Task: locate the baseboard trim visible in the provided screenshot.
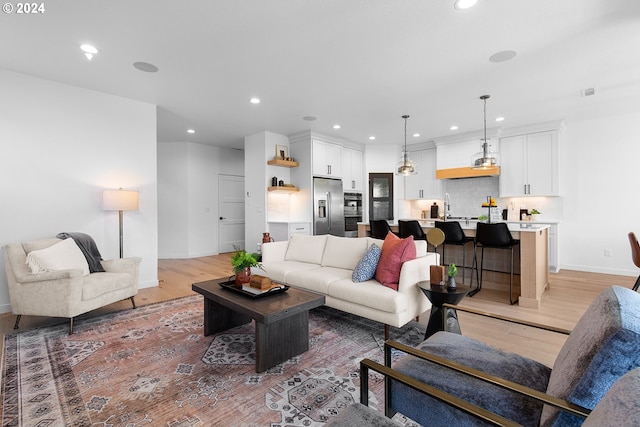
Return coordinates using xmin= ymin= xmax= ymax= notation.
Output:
xmin=139 ymin=280 xmax=159 ymax=289
xmin=558 ymin=264 xmax=636 ymax=277
xmin=158 ymin=251 xmax=219 ymax=259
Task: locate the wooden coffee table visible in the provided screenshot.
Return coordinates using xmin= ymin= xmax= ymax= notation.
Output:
xmin=192 ymin=278 xmax=325 ymax=372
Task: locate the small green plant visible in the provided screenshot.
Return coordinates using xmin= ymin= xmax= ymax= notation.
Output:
xmin=478 ymin=215 xmax=488 ymax=221
xmin=230 ymin=247 xmax=264 ymax=273
xmin=448 ymin=263 xmax=458 ymax=278
xmin=531 ymin=209 xmax=541 ymax=215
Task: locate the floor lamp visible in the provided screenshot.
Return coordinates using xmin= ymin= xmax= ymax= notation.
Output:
xmin=103 ymin=188 xmax=139 ymax=258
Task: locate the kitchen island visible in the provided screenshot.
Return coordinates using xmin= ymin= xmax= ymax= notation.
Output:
xmin=358 ymin=221 xmax=549 ymax=308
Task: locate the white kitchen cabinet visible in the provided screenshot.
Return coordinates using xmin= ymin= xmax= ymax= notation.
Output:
xmin=341 ymin=147 xmax=363 ymax=191
xmin=312 ymin=139 xmax=342 ymax=177
xmin=499 ymin=131 xmax=558 ymax=197
xmin=267 ymin=222 xmax=311 ymax=242
xmin=404 ymin=149 xmax=440 ymax=199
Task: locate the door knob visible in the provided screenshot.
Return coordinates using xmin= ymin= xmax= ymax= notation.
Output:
xmin=219 ymin=217 xmax=226 ymax=220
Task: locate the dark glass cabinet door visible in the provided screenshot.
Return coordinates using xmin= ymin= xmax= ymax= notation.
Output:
xmin=369 ymin=173 xmax=394 ymax=221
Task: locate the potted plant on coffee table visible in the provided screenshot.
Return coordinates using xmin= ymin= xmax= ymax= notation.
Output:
xmin=231 ymin=247 xmax=264 ymax=287
xmin=447 ymin=263 xmax=458 ymax=289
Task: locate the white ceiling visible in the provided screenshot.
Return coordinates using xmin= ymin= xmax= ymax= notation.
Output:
xmin=2 ymin=0 xmax=640 ymax=149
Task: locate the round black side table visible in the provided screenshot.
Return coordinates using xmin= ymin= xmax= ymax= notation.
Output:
xmin=418 ymin=281 xmax=472 ymax=340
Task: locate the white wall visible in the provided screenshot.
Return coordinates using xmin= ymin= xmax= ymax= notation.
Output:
xmin=157 ymin=143 xmax=189 ymax=257
xmin=244 ymin=132 xmax=290 ymax=253
xmin=0 ymin=70 xmax=158 ymax=313
xmin=157 ymin=142 xmax=244 ymax=258
xmin=559 ymin=111 xmax=640 ymax=276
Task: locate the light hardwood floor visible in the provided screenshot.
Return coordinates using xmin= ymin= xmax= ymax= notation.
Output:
xmin=1 ymin=254 xmax=635 ymax=367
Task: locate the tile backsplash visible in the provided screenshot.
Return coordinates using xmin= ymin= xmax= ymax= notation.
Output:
xmin=443 ymin=177 xmax=500 ymax=217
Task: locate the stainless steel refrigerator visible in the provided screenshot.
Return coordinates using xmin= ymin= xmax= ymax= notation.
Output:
xmin=313 ymin=177 xmax=345 ymax=236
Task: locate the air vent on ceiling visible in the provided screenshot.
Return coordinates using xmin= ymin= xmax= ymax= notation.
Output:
xmin=582 ymin=87 xmax=596 ymax=97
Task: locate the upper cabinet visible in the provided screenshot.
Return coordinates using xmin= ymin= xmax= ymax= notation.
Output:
xmin=405 ymin=148 xmax=439 ymax=199
xmin=499 ymin=130 xmax=559 ymax=197
xmin=312 ymin=139 xmax=342 ymax=177
xmin=341 ymin=147 xmax=363 ymax=191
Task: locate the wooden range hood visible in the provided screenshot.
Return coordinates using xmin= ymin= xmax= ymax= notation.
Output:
xmin=435 ymin=166 xmax=500 ymax=179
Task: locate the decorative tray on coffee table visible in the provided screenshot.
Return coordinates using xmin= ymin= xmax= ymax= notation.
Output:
xmin=218 ymin=279 xmax=289 ymax=299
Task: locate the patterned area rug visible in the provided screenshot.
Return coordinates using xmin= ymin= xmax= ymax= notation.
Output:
xmin=1 ymin=294 xmax=425 ymax=426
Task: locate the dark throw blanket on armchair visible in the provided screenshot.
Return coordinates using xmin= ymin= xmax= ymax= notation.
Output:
xmin=56 ymin=232 xmax=106 ymax=273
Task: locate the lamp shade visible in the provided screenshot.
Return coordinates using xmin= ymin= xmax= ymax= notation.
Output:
xmin=103 ymin=189 xmax=139 ymax=211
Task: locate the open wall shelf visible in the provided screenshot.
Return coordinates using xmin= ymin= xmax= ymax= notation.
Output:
xmin=267 ymin=159 xmax=299 ymax=168
xmin=268 ymin=186 xmax=299 ymax=193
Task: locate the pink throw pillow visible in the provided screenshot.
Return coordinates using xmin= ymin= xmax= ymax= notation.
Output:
xmin=375 ymin=232 xmax=416 ymax=291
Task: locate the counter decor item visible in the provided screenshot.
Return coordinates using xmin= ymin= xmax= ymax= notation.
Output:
xmin=231 ymin=247 xmax=264 ymax=287
xmin=530 ymin=209 xmax=541 ymax=221
xmin=430 ymin=202 xmax=439 ymax=219
xmin=481 ymin=196 xmax=500 ymax=223
xmin=447 ymin=263 xmax=457 ymax=289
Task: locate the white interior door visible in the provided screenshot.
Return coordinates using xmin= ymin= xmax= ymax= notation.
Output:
xmin=218 ymin=174 xmax=245 ymax=253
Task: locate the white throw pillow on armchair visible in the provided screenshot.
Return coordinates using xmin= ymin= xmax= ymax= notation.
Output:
xmin=25 ymin=238 xmax=90 ymax=276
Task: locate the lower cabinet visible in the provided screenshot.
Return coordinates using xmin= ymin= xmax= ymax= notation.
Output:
xmin=267 ymin=222 xmax=311 ymax=242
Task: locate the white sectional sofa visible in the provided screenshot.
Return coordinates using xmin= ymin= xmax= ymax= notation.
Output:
xmin=256 ymin=234 xmax=438 ymax=339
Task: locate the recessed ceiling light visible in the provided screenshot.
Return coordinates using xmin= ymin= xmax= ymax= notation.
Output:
xmin=412 ymin=133 xmax=420 ymax=138
xmin=133 ymin=62 xmax=159 ymax=72
xmin=369 ymin=136 xmax=376 ymax=140
xmin=489 ymin=50 xmax=517 ymax=63
xmin=333 ymin=124 xmax=341 ymax=129
xmin=250 ymin=97 xmax=261 ymax=104
xmin=80 ymin=44 xmax=98 ymax=60
xmin=303 ymin=116 xmax=317 ymax=121
xmin=450 ymin=125 xmax=459 ymax=131
xmin=187 ymin=129 xmax=195 ymax=134
xmin=495 ymin=117 xmax=505 ymax=122
xmin=454 ymin=0 xmax=478 ymax=10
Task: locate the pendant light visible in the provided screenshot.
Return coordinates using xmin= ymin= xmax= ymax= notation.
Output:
xmin=396 ymin=115 xmax=416 ymax=176
xmin=471 ymin=95 xmax=499 ymax=169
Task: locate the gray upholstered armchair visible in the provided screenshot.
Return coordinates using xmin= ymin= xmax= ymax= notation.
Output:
xmin=330 ymin=361 xmax=640 ymax=426
xmin=4 ymin=237 xmax=141 ymax=334
xmin=377 ymin=286 xmax=640 ymax=426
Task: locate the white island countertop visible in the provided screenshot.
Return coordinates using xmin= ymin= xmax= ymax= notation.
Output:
xmin=418 ymin=220 xmax=550 ymax=233
xmin=359 ymin=220 xmax=551 ymax=233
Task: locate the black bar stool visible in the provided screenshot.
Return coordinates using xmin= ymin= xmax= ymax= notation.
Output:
xmin=435 ymin=221 xmax=474 ymax=283
xmin=370 ymin=220 xmax=394 ymax=239
xmin=470 ymin=222 xmax=520 ymax=304
xmin=398 ymin=220 xmax=427 ymax=241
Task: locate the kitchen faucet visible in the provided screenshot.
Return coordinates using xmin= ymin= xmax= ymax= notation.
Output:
xmin=444 ymin=193 xmax=451 ymax=220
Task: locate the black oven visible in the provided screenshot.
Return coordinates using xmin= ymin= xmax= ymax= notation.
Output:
xmin=344 ymin=192 xmax=362 ymax=237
